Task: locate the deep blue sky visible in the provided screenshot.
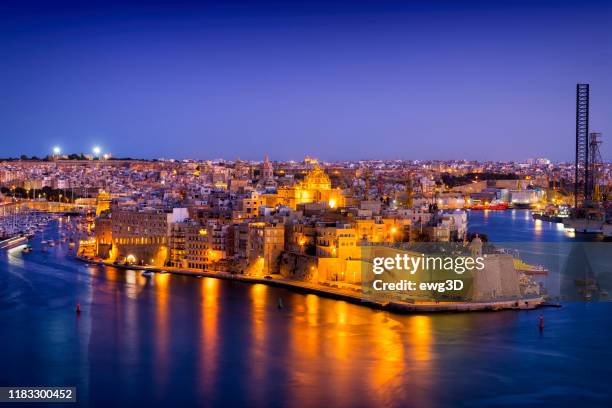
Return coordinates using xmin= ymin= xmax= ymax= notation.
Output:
xmin=1 ymin=0 xmax=611 ymax=161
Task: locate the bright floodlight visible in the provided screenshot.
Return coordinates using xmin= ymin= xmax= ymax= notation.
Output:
xmin=53 ymin=146 xmax=61 ymax=155
xmin=93 ymin=146 xmax=101 ymax=156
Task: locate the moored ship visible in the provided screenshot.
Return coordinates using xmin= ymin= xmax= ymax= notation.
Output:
xmin=563 ymin=207 xmax=606 ymax=234
xmin=0 ymin=235 xmax=28 ymax=250
xmin=532 ymin=204 xmax=570 ymax=223
xmin=470 ymin=199 xmax=508 ymax=211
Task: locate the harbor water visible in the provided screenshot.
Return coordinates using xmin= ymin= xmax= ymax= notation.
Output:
xmin=0 ymin=212 xmax=611 ymax=407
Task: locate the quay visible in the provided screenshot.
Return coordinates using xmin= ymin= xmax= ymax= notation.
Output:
xmin=77 ymin=256 xmax=545 ymax=313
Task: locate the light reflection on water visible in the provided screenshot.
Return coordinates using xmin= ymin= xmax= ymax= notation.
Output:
xmin=1 ymin=220 xmax=612 ymax=406
xmin=154 ymin=271 xmax=170 ymax=398
xmin=534 ymin=219 xmax=542 ymax=235
xmin=200 ymin=277 xmax=219 ymax=400
xmin=249 ymin=283 xmax=268 ymax=404
xmin=7 ymin=245 xmax=26 ymax=268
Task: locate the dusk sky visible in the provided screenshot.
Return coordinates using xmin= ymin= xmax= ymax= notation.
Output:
xmin=1 ymin=0 xmax=611 ymax=162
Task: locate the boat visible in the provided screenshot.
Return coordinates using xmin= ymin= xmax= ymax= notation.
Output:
xmin=563 ymin=217 xmax=604 ymax=234
xmin=532 ymin=204 xmax=570 ymax=223
xmin=0 ymin=236 xmax=28 ymax=250
xmin=532 ymin=212 xmax=564 ymax=223
xmin=563 ymin=207 xmax=606 ymax=234
xmin=141 ymin=270 xmax=154 ymax=277
xmin=514 ymin=258 xmax=549 ymax=275
xmin=470 ymin=199 xmax=508 ymax=211
xmin=22 ymin=245 xmax=33 ymax=254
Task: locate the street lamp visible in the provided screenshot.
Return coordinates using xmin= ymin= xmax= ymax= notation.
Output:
xmin=93 ymin=146 xmax=101 ymax=157
xmin=53 ymin=146 xmax=61 ymax=155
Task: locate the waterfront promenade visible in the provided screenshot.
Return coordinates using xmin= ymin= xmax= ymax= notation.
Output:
xmin=78 ymin=256 xmax=545 ymax=313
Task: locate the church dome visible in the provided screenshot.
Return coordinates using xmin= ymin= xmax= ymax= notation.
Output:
xmin=304 ymin=166 xmax=331 ymax=190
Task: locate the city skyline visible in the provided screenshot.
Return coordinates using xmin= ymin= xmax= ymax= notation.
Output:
xmin=2 ymin=2 xmax=612 ymax=407
xmin=2 ymin=0 xmax=612 ymax=161
xmin=0 ymin=149 xmax=582 ymax=164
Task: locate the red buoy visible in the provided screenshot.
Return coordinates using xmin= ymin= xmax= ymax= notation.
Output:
xmin=538 ymin=315 xmax=544 ymax=330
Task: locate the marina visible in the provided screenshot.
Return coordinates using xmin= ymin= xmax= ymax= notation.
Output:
xmin=0 ymin=202 xmax=90 ymax=252
xmin=0 ymin=205 xmax=55 ymax=239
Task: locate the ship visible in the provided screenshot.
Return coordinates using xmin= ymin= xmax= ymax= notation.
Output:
xmin=532 ymin=204 xmax=570 ymax=223
xmin=470 ymin=199 xmax=508 ymax=211
xmin=563 ymin=208 xmax=606 ymax=234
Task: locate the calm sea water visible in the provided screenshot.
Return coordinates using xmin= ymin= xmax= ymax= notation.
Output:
xmin=1 ymin=213 xmax=611 ymax=407
xmin=468 ymin=209 xmax=611 ymax=299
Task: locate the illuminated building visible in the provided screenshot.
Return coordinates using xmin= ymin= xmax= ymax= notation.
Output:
xmin=260 ymin=155 xmax=276 ymax=188
xmin=184 ymin=223 xmax=210 ymax=270
xmin=235 ymin=222 xmax=284 ymax=276
xmin=94 ymin=215 xmax=113 ymax=258
xmin=232 ymin=192 xmax=266 ymax=220
xmin=168 ymin=221 xmax=188 ymax=267
xmin=315 ymin=225 xmax=362 ymax=283
xmin=286 ymin=223 xmax=317 ymax=255
xmin=107 ymin=209 xmax=170 ymax=266
xmin=77 ymin=237 xmax=96 ymax=258
xmin=266 ymin=165 xmax=346 ymax=210
xmin=353 ymin=218 xmax=407 ymax=243
xmin=96 ymin=189 xmax=111 ymax=215
xmin=182 ymin=222 xmax=229 ymax=270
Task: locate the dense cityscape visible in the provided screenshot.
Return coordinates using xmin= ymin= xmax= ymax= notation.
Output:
xmin=1 ymin=148 xmax=610 ymax=310
xmin=2 ymin=1 xmax=612 ymax=406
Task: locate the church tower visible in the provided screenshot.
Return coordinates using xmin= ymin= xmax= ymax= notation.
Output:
xmin=262 ymin=155 xmax=274 ymax=180
xmin=261 ymin=155 xmax=276 ymax=188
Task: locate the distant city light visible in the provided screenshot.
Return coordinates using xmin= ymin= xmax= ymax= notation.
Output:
xmin=53 ymin=146 xmax=61 ymax=155
xmin=93 ymin=146 xmax=101 ymax=156
xmin=103 ymin=153 xmax=109 ymax=160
